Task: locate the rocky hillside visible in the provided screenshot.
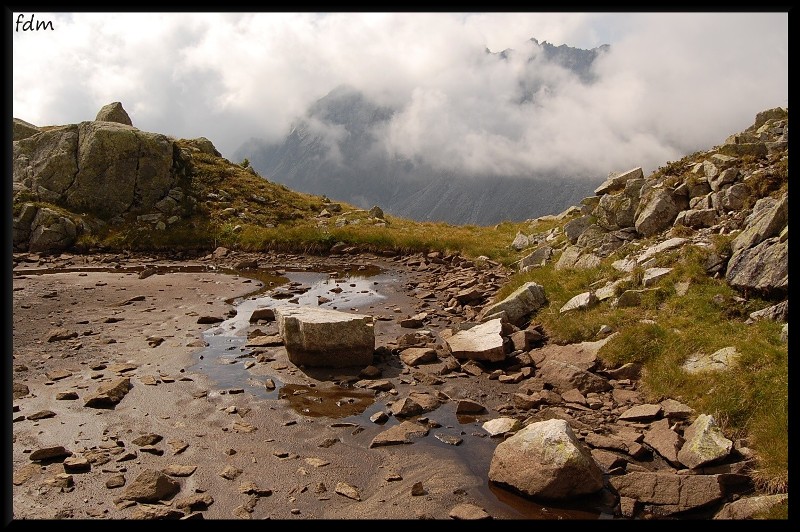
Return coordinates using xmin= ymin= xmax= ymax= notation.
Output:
xmin=12 ymin=102 xmax=328 ymax=255
xmin=512 ymin=105 xmax=788 ymax=303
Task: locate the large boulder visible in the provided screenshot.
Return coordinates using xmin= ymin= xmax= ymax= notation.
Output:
xmin=554 ymin=245 xmax=582 ymax=270
xmin=533 ymin=336 xmax=612 ymax=372
xmin=12 ymin=203 xmax=39 ymax=250
xmin=563 ymin=215 xmax=593 ymax=244
xmin=729 ymin=193 xmax=787 ymax=258
xmin=72 ymin=121 xmax=175 ymax=218
xmin=488 ymin=419 xmax=604 ymax=500
xmin=594 ymin=167 xmax=643 ymax=196
xmin=27 ymin=206 xmax=78 ymax=253
xmin=712 ymin=182 xmax=749 ymax=213
xmin=635 ymin=188 xmax=686 ymax=237
xmin=674 ymin=208 xmax=717 ymax=229
xmin=537 ymin=358 xmax=611 ymax=394
xmin=574 ymin=224 xmax=607 ymax=249
xmin=186 ymin=136 xmax=222 ymax=157
xmin=677 ymin=414 xmax=733 ymax=469
xmin=275 ymin=306 xmax=375 ymax=367
xmin=610 ymin=472 xmax=725 ymax=516
xmin=593 ymin=177 xmax=643 ymax=231
xmin=752 ymin=107 xmax=789 ymax=130
xmin=13 ymin=121 xmax=177 ymax=220
xmin=725 ymin=236 xmax=787 ymax=297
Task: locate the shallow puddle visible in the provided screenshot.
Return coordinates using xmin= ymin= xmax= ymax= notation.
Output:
xmin=191 ymin=265 xmax=394 ymax=404
xmin=278 ymin=383 xmax=376 ymax=418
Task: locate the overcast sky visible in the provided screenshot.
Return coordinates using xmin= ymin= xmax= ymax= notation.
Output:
xmin=12 ymin=11 xmax=788 ymax=179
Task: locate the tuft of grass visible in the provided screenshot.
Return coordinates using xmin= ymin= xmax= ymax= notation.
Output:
xmin=600 ymin=320 xmax=670 ymax=367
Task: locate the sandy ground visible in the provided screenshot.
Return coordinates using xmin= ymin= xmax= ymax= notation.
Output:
xmin=10 ymin=252 xmax=603 ymax=521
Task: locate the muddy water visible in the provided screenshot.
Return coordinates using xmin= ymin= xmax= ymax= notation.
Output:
xmin=191 ymin=264 xmax=611 ymax=520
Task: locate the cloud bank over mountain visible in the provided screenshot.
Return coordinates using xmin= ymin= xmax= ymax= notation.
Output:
xmin=13 ymin=12 xmax=788 ymax=179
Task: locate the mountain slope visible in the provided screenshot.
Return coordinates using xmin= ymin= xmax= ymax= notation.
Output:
xmin=234 ymin=39 xmax=610 ymax=225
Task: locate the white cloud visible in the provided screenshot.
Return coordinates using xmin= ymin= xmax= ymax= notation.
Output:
xmin=13 ymin=11 xmax=788 ymax=179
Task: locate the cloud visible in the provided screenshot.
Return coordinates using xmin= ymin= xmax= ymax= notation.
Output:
xmin=12 ymin=12 xmax=788 ymax=179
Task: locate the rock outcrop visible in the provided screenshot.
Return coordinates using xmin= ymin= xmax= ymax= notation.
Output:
xmin=12 ymin=103 xmax=208 ymax=252
xmin=13 ymin=117 xmax=42 ymax=141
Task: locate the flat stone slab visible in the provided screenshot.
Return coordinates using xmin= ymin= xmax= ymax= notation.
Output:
xmin=642 ymin=267 xmax=672 ymax=287
xmin=369 ymin=421 xmax=429 ymax=448
xmin=637 ymin=238 xmax=688 ymax=265
xmin=275 ymin=306 xmax=375 ymax=368
xmin=619 ymin=403 xmax=663 ymax=421
xmin=445 ymin=319 xmax=506 ymax=362
xmin=482 ymin=417 xmax=522 ymax=437
xmin=532 ymin=335 xmax=614 ymax=372
xmin=682 ymin=346 xmax=740 ymax=374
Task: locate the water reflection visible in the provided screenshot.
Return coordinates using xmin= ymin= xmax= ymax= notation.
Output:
xmin=192 ymin=266 xmax=392 ymax=398
xmin=278 ymin=383 xmax=376 ymax=418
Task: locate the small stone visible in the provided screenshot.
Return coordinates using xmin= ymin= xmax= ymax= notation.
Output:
xmin=449 ymin=503 xmax=491 ymax=520
xmin=335 ymin=481 xmax=361 ymax=501
xmin=27 ymin=410 xmax=56 ymax=420
xmin=56 ymin=392 xmax=79 ymax=400
xmin=30 ymin=446 xmax=71 ymax=462
xmin=105 ymin=474 xmax=126 ymax=488
xmin=63 ymin=456 xmax=91 ymax=473
xmin=305 ymin=457 xmax=330 ymax=468
xmin=219 ymin=465 xmax=242 ymax=480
